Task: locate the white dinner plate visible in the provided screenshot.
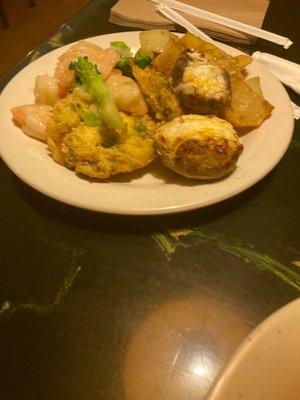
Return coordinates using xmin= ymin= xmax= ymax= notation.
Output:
xmin=207 ymin=298 xmax=300 ymax=400
xmin=0 ymin=32 xmax=294 ymax=215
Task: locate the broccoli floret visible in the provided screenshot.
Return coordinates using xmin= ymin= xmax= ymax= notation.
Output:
xmin=82 ymin=112 xmax=101 ymax=127
xmin=110 ymin=41 xmax=131 ymax=57
xmin=69 ymin=56 xmax=125 ymax=131
xmin=134 ymin=50 xmax=152 ymax=69
xmin=116 ymin=56 xmax=134 ymax=78
xmin=111 ymin=42 xmax=151 ymax=76
xmin=111 ymin=41 xmax=134 ymax=77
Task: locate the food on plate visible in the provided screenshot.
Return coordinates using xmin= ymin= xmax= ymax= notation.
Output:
xmin=139 ymin=29 xmax=177 ymax=57
xmin=47 ymin=92 xmax=156 ymax=179
xmin=151 ymin=35 xmax=186 ymax=78
xmin=111 ymin=40 xmax=134 ymax=78
xmin=55 ymin=41 xmax=120 ymax=97
xmin=69 ymin=56 xmax=125 ymax=131
xmin=221 ymin=75 xmax=274 ymax=130
xmin=12 ymin=104 xmax=53 ymax=142
xmin=245 ymin=76 xmax=263 ymax=95
xmin=46 ymin=57 xmax=156 ymax=179
xmin=110 ymin=40 xmax=132 ymax=57
xmin=133 ymin=50 xmax=152 ymax=69
xmin=155 ymin=115 xmax=243 ymax=179
xmin=34 ymin=75 xmax=59 ymax=106
xmin=177 ymin=33 xmax=272 ymax=129
xmin=106 ymin=70 xmax=148 ymax=117
xmin=132 ymin=64 xmax=182 ymax=121
xmin=112 ymin=41 xmax=152 ymax=78
xmin=179 ymin=32 xmax=252 ymax=76
xmin=173 ymin=49 xmax=231 ymax=114
xmin=11 ymin=30 xmax=274 ymax=182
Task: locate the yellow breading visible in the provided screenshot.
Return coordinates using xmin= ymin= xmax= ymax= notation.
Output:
xmin=47 ymin=94 xmax=157 ymax=179
xmin=132 ymin=64 xmax=182 ymax=122
xmin=52 ymin=93 xmax=90 ymax=132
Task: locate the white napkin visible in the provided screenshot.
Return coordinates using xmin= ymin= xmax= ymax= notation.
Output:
xmin=252 ymin=52 xmax=300 ymax=94
xmin=252 ymin=52 xmax=300 ymax=120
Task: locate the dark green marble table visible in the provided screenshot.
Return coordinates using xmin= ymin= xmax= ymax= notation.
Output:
xmin=0 ymin=1 xmax=299 ymax=399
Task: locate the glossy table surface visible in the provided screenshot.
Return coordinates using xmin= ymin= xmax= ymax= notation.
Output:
xmin=0 ymin=1 xmax=299 ymax=399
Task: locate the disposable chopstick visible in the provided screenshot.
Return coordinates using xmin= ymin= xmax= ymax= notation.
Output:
xmin=150 ymin=0 xmax=293 ymax=48
xmin=157 ymin=2 xmax=214 ymax=43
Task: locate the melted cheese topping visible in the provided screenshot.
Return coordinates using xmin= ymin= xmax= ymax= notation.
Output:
xmin=181 ymin=64 xmax=228 ymax=98
xmin=156 ymin=115 xmax=238 ymax=146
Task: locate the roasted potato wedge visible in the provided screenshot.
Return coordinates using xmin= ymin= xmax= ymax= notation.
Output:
xmin=152 ymin=36 xmax=186 ymax=78
xmin=179 ymin=33 xmax=252 ymax=76
xmin=245 ymin=76 xmax=263 ymax=95
xmin=180 ymin=32 xmax=218 ymax=54
xmin=221 ymin=76 xmax=274 ymax=130
xmin=234 ymin=54 xmax=253 ymax=71
xmin=140 ymin=29 xmax=176 ymax=57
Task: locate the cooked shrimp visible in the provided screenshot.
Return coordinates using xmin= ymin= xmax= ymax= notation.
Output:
xmin=12 ymin=105 xmax=53 ymax=142
xmin=55 ymin=41 xmax=120 ymax=97
xmin=34 ymin=75 xmax=59 ymax=106
xmin=106 ymin=70 xmax=148 ymax=116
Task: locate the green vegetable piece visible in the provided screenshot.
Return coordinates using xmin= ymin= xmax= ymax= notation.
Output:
xmin=110 ymin=41 xmax=131 ymax=57
xmin=134 ymin=50 xmax=152 ymax=69
xmin=69 ymin=56 xmax=125 ymax=131
xmin=83 ymin=113 xmax=101 ymax=127
xmin=116 ymin=56 xmax=134 ymax=78
xmin=133 ymin=122 xmax=147 ymax=137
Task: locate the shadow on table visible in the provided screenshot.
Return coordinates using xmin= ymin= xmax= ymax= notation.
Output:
xmin=14 ymin=170 xmax=274 ymax=235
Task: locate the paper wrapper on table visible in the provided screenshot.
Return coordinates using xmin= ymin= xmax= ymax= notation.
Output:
xmin=110 ymin=0 xmax=270 ymax=44
xmin=253 ymin=52 xmax=300 ymax=95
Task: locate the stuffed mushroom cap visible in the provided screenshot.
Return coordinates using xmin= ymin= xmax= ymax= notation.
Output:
xmin=154 ymin=114 xmax=243 ymax=179
xmin=173 ymin=49 xmax=231 ymax=115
